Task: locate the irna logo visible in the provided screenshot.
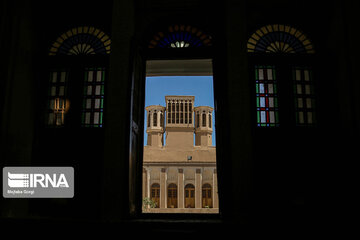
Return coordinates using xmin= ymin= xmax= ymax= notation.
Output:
xmin=3 ymin=167 xmax=74 ymax=198
xmin=8 ymin=172 xmax=69 ymax=188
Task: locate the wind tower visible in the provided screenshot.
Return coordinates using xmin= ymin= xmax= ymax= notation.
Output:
xmin=146 ymin=105 xmax=166 ymax=147
xmin=165 ymin=96 xmax=195 ymax=148
xmin=194 ymin=106 xmax=213 ymax=147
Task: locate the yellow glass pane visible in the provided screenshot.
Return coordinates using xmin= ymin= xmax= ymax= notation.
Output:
xmin=98 ymin=31 xmax=105 ymax=39
xmin=52 ymin=42 xmax=60 ymax=48
xmin=104 ymin=39 xmax=111 ymax=46
xmin=248 ymin=38 xmax=257 ymax=45
xmin=303 ymin=39 xmax=311 ymax=45
xmin=50 ymin=47 xmax=57 ymax=53
xmin=61 ymin=33 xmax=68 ymax=40
xmin=279 ymin=24 xmax=284 ymax=32
xmin=88 ymin=27 xmax=95 ymax=34
xmin=203 ymin=39 xmax=210 ymax=45
xmin=275 ymin=41 xmax=281 ymax=49
xmin=101 ymin=35 xmax=109 ymax=42
xmin=272 ymin=24 xmax=279 ymax=32
xmin=71 ymin=27 xmax=77 ymax=35
xmin=255 ymin=29 xmax=264 ymax=37
xmin=56 ymin=37 xmax=64 ymax=43
xmin=266 ymin=25 xmax=273 ymax=33
xmin=252 ymin=33 xmax=260 ymax=40
xmin=295 ymin=31 xmax=302 ymax=38
xmin=299 ymin=35 xmax=306 ymax=41
xmin=83 ymin=26 xmax=89 ymax=33
xmin=284 ymin=25 xmax=290 ymax=33
xmin=290 ymin=28 xmax=297 ymax=35
xmin=77 ymin=26 xmax=83 ymax=34
xmin=260 ymin=26 xmax=268 ymax=34
xmin=279 ymin=41 xmax=285 ymax=50
xmin=93 ymin=28 xmax=100 ymax=36
xmin=247 ymin=43 xmax=255 ymax=49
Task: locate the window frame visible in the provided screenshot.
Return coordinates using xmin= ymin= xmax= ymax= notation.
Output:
xmin=129 ymin=43 xmax=224 ymax=220
xmin=248 ymin=54 xmax=319 ymax=129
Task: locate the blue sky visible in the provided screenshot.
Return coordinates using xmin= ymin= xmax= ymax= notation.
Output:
xmin=144 ymin=76 xmax=216 ymax=146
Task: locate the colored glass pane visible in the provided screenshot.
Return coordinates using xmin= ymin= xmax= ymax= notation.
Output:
xmin=81 ymin=68 xmax=105 ymax=127
xmin=49 ymin=26 xmax=111 ymax=56
xmin=293 ymin=67 xmax=316 ymax=126
xmin=148 ymin=24 xmax=212 ymax=48
xmin=255 ymin=66 xmax=279 ymax=127
xmin=247 ymin=24 xmax=314 ymax=54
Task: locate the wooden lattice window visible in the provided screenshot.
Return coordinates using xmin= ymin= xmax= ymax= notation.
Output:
xmin=167 ymin=183 xmax=178 ymax=208
xmin=46 ymin=70 xmax=69 ymax=126
xmin=151 ymin=183 xmax=160 ymax=208
xmin=81 ymin=68 xmax=105 ymax=127
xmin=293 ymin=67 xmax=316 ymax=125
xmin=202 ymin=183 xmax=212 ymax=208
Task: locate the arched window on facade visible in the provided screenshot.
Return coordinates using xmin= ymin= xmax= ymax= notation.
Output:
xmin=167 ymin=183 xmax=178 ymax=208
xmin=202 ymin=112 xmax=206 ymax=127
xmin=147 ymin=112 xmax=151 ymax=128
xmin=153 ymin=112 xmax=157 ymax=127
xmin=47 ymin=26 xmax=110 ymax=128
xmin=196 ymin=112 xmax=200 ymax=128
xmin=247 ymin=24 xmax=316 ymax=127
xmin=184 ymin=184 xmax=195 ymax=208
xmin=209 ymin=114 xmax=212 ymax=128
xmin=148 ymin=24 xmax=212 ymax=49
xmin=151 ymin=183 xmax=160 ymax=208
xmin=202 ymin=183 xmax=212 ymax=208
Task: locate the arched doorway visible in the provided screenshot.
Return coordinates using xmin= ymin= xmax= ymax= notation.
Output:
xmin=167 ymin=183 xmax=177 ymax=208
xmin=202 ymin=183 xmax=212 ymax=208
xmin=185 ymin=184 xmax=195 ymax=208
xmin=151 ymin=183 xmax=160 ymax=208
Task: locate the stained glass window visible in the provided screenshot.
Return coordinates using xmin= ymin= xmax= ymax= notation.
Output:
xmin=47 ymin=70 xmax=69 ymax=126
xmin=148 ymin=25 xmax=212 ymax=48
xmin=293 ymin=67 xmax=316 ymax=125
xmin=49 ymin=26 xmax=111 ymax=56
xmin=247 ymin=24 xmax=314 ymax=54
xmin=81 ymin=68 xmax=105 ymax=127
xmin=255 ymin=66 xmax=279 ymax=127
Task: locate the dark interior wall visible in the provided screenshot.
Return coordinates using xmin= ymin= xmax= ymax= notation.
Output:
xmin=0 ymin=0 xmax=358 ymax=232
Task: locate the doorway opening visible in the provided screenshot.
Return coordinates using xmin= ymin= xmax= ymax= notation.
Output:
xmin=142 ymin=59 xmax=219 ymax=214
